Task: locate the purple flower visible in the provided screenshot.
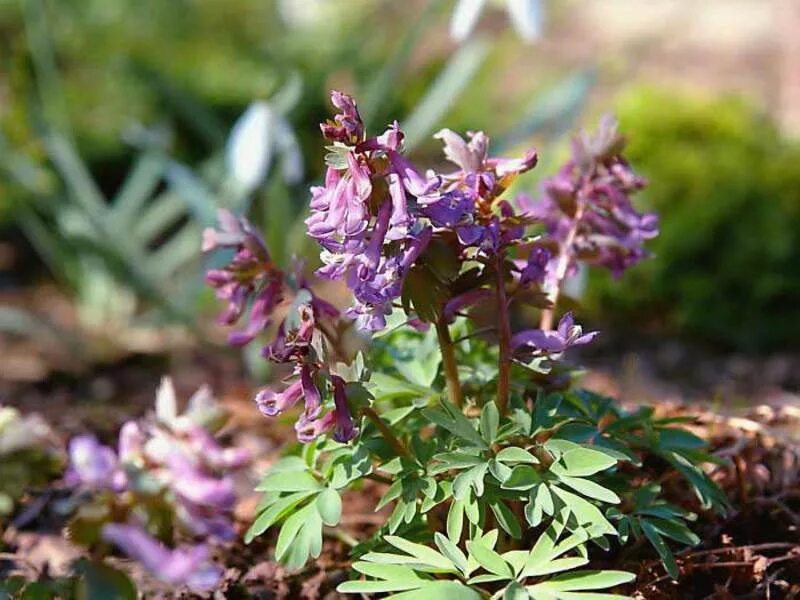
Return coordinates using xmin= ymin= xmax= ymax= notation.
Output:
xmin=167 ymin=455 xmax=237 ymax=510
xmin=511 ymin=312 xmax=598 ymax=354
xmin=519 ymin=246 xmax=552 ymax=287
xmin=295 ymin=410 xmax=336 ymax=444
xmin=255 ymin=379 xmax=303 ymax=417
xmin=528 ymin=116 xmax=657 ymax=281
xmin=118 ymin=421 xmax=144 ymax=463
xmin=204 ymin=209 xmax=285 ymax=346
xmin=102 ymin=524 xmax=222 ymax=592
xmin=66 ymin=436 xmax=125 ymax=492
xmin=331 ymin=376 xmax=358 ymax=443
xmin=307 ymin=92 xmax=435 ymax=331
xmin=320 ymin=90 xmax=364 ymax=143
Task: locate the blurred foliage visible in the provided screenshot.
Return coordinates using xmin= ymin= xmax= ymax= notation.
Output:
xmin=587 ymin=86 xmax=800 ymax=352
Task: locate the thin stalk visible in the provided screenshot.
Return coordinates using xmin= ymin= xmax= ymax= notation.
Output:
xmin=495 ymin=253 xmax=513 ymax=415
xmin=361 ymin=406 xmax=410 ymax=458
xmin=435 ymin=318 xmax=463 ymax=408
xmin=539 ymin=205 xmax=585 ymax=330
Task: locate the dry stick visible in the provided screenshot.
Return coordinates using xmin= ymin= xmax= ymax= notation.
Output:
xmin=361 ymin=406 xmax=409 ymax=458
xmin=435 ymin=317 xmax=463 ymax=408
xmin=495 ymin=253 xmax=513 ymax=415
xmin=539 ymin=204 xmax=585 ymax=331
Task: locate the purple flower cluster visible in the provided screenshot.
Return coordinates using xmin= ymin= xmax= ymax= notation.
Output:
xmin=204 ymin=210 xmax=359 ymax=444
xmin=65 ymin=380 xmax=249 ymax=592
xmin=420 ymin=129 xmax=537 ymax=256
xmin=307 ymin=93 xmax=435 ymax=331
xmin=523 ymin=115 xmax=658 ymax=281
xmin=306 ymin=93 xmax=539 ymax=330
xmin=203 ymin=209 xmax=284 ymax=347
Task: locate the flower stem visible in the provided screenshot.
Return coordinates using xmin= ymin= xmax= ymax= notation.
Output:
xmin=540 ymin=204 xmax=584 ymax=331
xmin=435 ymin=317 xmax=463 ymax=408
xmin=495 ymin=253 xmax=512 ymax=415
xmin=361 ymin=406 xmax=410 ymax=458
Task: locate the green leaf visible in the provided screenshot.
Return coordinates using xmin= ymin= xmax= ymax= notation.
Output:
xmin=646 ymin=517 xmax=700 ymax=547
xmin=384 ymin=536 xmax=457 ymax=572
xmin=316 ymin=488 xmax=342 ymax=526
xmin=431 ymin=452 xmax=486 ymax=474
xmin=552 ymin=448 xmax=617 ymax=478
xmin=245 ymin=490 xmax=317 ymax=543
xmin=503 ymin=580 xmax=530 ymax=600
xmin=501 ymin=465 xmax=541 ymax=491
xmin=275 ymin=504 xmax=315 ymax=564
xmin=422 ymin=401 xmax=488 ymax=449
xmin=491 ymin=501 xmax=522 ymax=539
xmin=496 ymin=447 xmax=540 ymax=464
xmin=641 ymin=519 xmax=679 ymax=579
xmin=467 ymin=540 xmax=513 ymax=578
xmin=550 ymin=487 xmax=616 ymax=536
xmin=480 ymin=402 xmax=499 ymax=443
xmin=434 ymin=532 xmax=469 ymax=575
xmin=255 ymin=470 xmax=322 ymax=493
xmin=453 ymin=463 xmax=489 ymax=500
xmin=557 ymin=476 xmax=620 ymax=504
xmin=489 ymin=459 xmax=513 ymax=483
xmin=390 ymin=581 xmax=483 ymax=599
xmin=448 ymin=499 xmax=465 ymax=542
xmin=528 ymin=569 xmax=635 ymax=592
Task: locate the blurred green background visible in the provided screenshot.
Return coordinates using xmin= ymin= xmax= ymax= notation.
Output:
xmin=1 ymin=0 xmax=798 ymax=380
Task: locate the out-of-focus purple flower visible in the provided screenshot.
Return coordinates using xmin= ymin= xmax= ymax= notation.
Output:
xmin=66 ymin=436 xmax=125 ymax=492
xmin=167 ymin=455 xmax=236 ymax=510
xmin=204 ymin=209 xmax=285 ymax=346
xmin=527 ymin=116 xmax=658 ymax=282
xmin=177 ymin=423 xmax=251 ymax=470
xmin=118 ymin=421 xmax=144 ymax=464
xmin=102 ymin=524 xmax=222 ymax=592
xmin=511 ymin=312 xmax=598 ymax=354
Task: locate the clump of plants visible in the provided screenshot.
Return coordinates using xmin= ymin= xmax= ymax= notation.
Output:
xmin=202 ymin=91 xmax=727 ymax=597
xmin=60 ymin=378 xmax=250 ymax=594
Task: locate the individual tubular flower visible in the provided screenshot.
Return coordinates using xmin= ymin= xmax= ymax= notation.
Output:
xmin=511 ymin=312 xmax=598 ymax=355
xmin=203 ymin=209 xmax=285 ymax=346
xmin=102 ymin=524 xmax=222 ymax=592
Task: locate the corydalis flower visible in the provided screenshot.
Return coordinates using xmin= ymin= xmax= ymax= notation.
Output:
xmin=65 ymin=380 xmax=249 ymax=585
xmin=526 ymin=115 xmax=658 ymax=280
xmin=102 ymin=524 xmax=222 ymax=592
xmin=66 ymin=435 xmax=126 ymax=492
xmin=512 ymin=312 xmax=598 ymax=354
xmin=422 ymin=129 xmax=537 ymax=254
xmin=307 ymin=91 xmax=433 ymax=331
xmin=203 ymin=209 xmax=284 ymax=346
